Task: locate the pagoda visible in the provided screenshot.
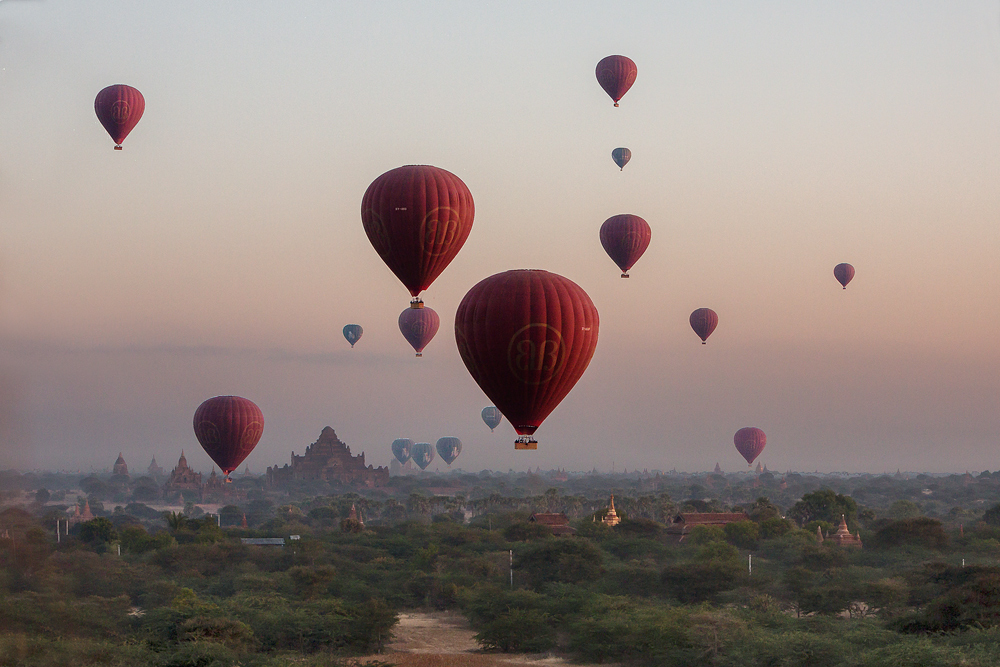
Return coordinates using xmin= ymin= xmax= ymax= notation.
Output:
xmin=601 ymin=495 xmax=621 ymax=527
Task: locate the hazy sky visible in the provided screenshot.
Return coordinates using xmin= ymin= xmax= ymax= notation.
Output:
xmin=0 ymin=1 xmax=998 ymax=474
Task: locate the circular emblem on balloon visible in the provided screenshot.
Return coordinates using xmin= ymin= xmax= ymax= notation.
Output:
xmin=195 ymin=421 xmax=221 ymax=445
xmin=111 ymin=100 xmax=131 ymax=124
xmin=506 ymin=323 xmax=565 ymax=385
xmin=455 ymin=269 xmax=599 ymax=444
xmin=422 ymin=207 xmax=463 ymax=257
xmin=734 ymin=427 xmax=766 ymax=467
xmin=363 ymin=210 xmax=392 ymax=257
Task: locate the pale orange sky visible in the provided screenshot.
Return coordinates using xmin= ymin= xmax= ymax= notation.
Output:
xmin=0 ymin=1 xmax=998 ymax=473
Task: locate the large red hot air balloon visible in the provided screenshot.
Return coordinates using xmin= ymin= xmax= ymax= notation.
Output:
xmin=193 ymin=396 xmax=264 ymax=479
xmin=596 ymin=55 xmax=637 ymax=107
xmin=600 ymin=214 xmax=651 ymax=278
xmin=734 ymin=427 xmax=766 ymax=467
xmin=834 ymin=263 xmax=855 ymax=290
xmin=689 ymin=308 xmax=719 ymax=344
xmin=455 ymin=270 xmax=599 ymax=450
xmin=94 ymin=85 xmax=145 ymax=150
xmin=399 ymin=303 xmax=440 ymax=356
xmin=361 ymin=165 xmax=475 ymax=304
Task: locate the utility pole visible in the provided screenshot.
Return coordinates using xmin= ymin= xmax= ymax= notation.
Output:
xmin=509 ymin=549 xmax=513 ymax=589
xmin=748 ymin=554 xmax=752 ymax=576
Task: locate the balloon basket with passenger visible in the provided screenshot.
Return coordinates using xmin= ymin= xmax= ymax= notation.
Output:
xmin=514 ymin=436 xmax=538 ymax=450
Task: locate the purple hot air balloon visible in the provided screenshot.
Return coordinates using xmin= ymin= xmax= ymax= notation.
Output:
xmin=596 ymin=55 xmax=637 ymax=107
xmin=398 ymin=303 xmax=440 ymax=357
xmin=611 ymin=147 xmax=631 ymax=171
xmin=689 ymin=308 xmax=719 ymax=344
xmin=193 ymin=396 xmax=264 ymax=479
xmin=834 ymin=263 xmax=855 ymax=290
xmin=734 ymin=427 xmax=766 ymax=467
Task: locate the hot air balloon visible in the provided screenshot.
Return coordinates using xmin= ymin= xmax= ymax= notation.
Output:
xmin=343 ymin=324 xmax=363 ymax=348
xmin=689 ymin=308 xmax=719 ymax=344
xmin=436 ymin=437 xmax=462 ymax=466
xmin=193 ymin=396 xmax=264 ymax=480
xmin=734 ymin=427 xmax=766 ymax=467
xmin=361 ymin=165 xmax=475 ymax=305
xmin=600 ymin=214 xmax=651 ymax=278
xmin=612 ymin=148 xmax=631 ymax=171
xmin=411 ymin=442 xmax=435 ymax=470
xmin=596 ymin=55 xmax=637 ymax=107
xmin=834 ymin=263 xmax=855 ymax=290
xmin=391 ymin=438 xmax=413 ymax=464
xmin=94 ymin=85 xmax=145 ymax=150
xmin=481 ymin=406 xmax=502 ymax=432
xmin=455 ymin=269 xmax=599 ymax=450
xmin=398 ymin=304 xmax=440 ymax=356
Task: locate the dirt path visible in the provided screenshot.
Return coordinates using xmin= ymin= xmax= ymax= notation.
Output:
xmin=356 ymin=611 xmax=602 ymax=667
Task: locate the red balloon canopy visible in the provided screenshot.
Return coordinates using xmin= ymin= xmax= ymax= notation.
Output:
xmin=596 ymin=55 xmax=637 ymax=107
xmin=193 ymin=396 xmax=264 ymax=476
xmin=689 ymin=308 xmax=719 ymax=344
xmin=455 ymin=269 xmax=599 ymax=449
xmin=599 ymin=214 xmax=651 ymax=277
xmin=834 ymin=263 xmax=855 ymax=289
xmin=361 ymin=165 xmax=475 ymax=299
xmin=94 ymin=85 xmax=145 ymax=149
xmin=398 ymin=303 xmax=440 ymax=357
xmin=734 ymin=427 xmax=766 ymax=467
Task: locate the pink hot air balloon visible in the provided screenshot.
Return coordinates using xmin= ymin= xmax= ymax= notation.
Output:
xmin=600 ymin=214 xmax=651 ymax=278
xmin=94 ymin=85 xmax=145 ymax=150
xmin=596 ymin=55 xmax=637 ymax=107
xmin=689 ymin=308 xmax=719 ymax=344
xmin=398 ymin=303 xmax=440 ymax=357
xmin=193 ymin=396 xmax=264 ymax=479
xmin=834 ymin=263 xmax=855 ymax=290
xmin=734 ymin=427 xmax=766 ymax=467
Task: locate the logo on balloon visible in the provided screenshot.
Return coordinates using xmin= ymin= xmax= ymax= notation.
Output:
xmin=507 ymin=323 xmax=565 ymax=385
xmin=620 ymin=231 xmax=645 ymax=254
xmin=241 ymin=421 xmax=263 ymax=448
xmin=111 ymin=100 xmax=131 ymax=124
xmin=422 ymin=207 xmax=461 ymax=257
xmin=363 ymin=209 xmax=392 ymax=257
xmin=196 ymin=421 xmax=221 ymax=445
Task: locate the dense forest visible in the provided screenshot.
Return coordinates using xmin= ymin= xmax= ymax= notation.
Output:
xmin=3 ymin=468 xmax=1000 ymax=666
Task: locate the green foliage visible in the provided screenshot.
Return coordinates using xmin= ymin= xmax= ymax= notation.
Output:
xmin=983 ymin=502 xmax=1000 ymax=527
xmin=474 ymin=607 xmax=556 ymax=652
xmin=758 ymin=517 xmax=794 ymax=539
xmin=686 ymin=524 xmax=725 ymax=544
xmin=789 ymin=489 xmax=858 ymax=528
xmin=724 ymin=520 xmax=760 ymax=549
xmin=515 ymin=538 xmax=604 ymax=590
xmin=502 ymin=521 xmax=551 ymax=541
xmin=78 ymin=518 xmax=117 ymax=546
xmin=868 ymin=518 xmax=949 ymax=550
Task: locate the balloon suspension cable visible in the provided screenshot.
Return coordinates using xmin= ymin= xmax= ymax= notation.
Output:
xmin=410 ymin=297 xmax=424 ymax=309
xmin=114 ymin=145 xmax=122 ymax=150
xmin=514 ymin=436 xmax=538 ymax=451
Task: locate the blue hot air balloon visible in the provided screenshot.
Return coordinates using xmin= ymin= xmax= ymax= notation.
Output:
xmin=481 ymin=407 xmax=502 ymax=432
xmin=411 ymin=442 xmax=435 ymax=470
xmin=436 ymin=437 xmax=462 ymax=466
xmin=611 ymin=147 xmax=631 ymax=171
xmin=391 ymin=438 xmax=413 ymax=464
xmin=343 ymin=324 xmax=363 ymax=348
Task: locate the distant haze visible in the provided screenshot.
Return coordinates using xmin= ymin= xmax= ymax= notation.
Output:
xmin=0 ymin=2 xmax=998 ymax=474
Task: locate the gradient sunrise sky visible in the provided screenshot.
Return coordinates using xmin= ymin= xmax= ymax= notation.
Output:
xmin=0 ymin=1 xmax=998 ymax=473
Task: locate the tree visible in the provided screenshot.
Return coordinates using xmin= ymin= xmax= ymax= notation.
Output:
xmin=516 ymin=538 xmax=604 ymax=590
xmin=788 ymin=489 xmax=857 ymax=528
xmin=723 ymin=521 xmax=759 ymax=549
xmin=746 ymin=496 xmax=782 ymax=522
xmin=34 ymin=488 xmax=50 ymax=504
xmin=868 ymin=517 xmax=949 ymax=550
xmin=79 ymin=517 xmax=118 ymax=546
xmin=983 ymin=502 xmax=1000 ymax=527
